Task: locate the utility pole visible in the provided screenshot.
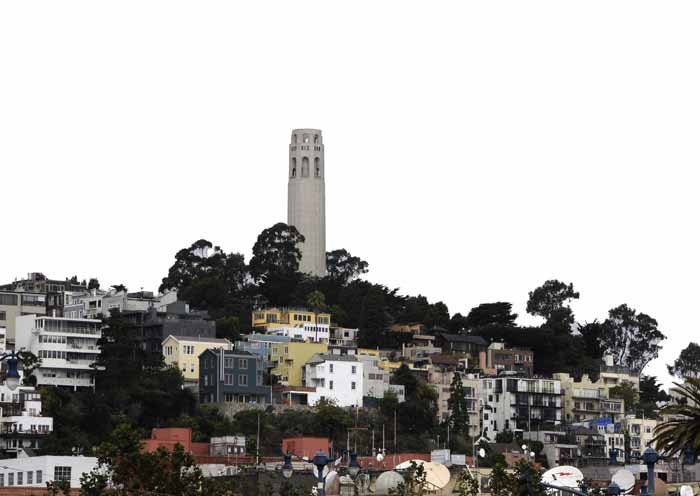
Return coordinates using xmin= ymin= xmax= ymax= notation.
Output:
xmin=256 ymin=411 xmax=260 ymax=465
xmin=393 ymin=409 xmax=397 ymax=468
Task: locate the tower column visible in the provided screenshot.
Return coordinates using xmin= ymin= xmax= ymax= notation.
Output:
xmin=287 ymin=128 xmax=326 ymax=276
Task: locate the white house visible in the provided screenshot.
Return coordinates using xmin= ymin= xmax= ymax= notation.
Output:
xmin=0 ymin=455 xmax=98 ymax=489
xmin=267 ymin=324 xmax=330 ymax=343
xmin=304 ymin=354 xmax=363 ymax=407
xmin=15 ymin=315 xmax=102 ymax=390
xmin=0 ymin=385 xmax=53 ymax=456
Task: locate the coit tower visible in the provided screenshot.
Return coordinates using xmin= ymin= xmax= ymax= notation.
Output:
xmin=287 ymin=128 xmax=326 ymax=276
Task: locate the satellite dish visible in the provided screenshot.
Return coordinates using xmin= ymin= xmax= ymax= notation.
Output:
xmin=679 ymin=486 xmax=693 ymax=496
xmin=377 ymin=452 xmax=385 ymax=462
xmin=395 ymin=460 xmax=450 ymax=489
xmin=611 ymin=470 xmax=635 ymax=494
xmin=478 ymin=448 xmax=486 ymax=458
xmin=542 ymin=466 xmax=584 ymax=488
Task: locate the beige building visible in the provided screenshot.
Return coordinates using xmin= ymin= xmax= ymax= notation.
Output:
xmin=0 ymin=291 xmax=47 ymax=344
xmin=428 ymin=368 xmax=481 ymax=437
xmin=599 ymin=355 xmax=640 ymax=391
xmin=162 ymin=335 xmax=232 ymax=387
xmin=554 ymin=373 xmax=625 ymax=423
xmin=252 ymin=307 xmax=331 ymax=333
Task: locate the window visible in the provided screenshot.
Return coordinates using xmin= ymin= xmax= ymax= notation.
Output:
xmin=17 ymin=472 xmax=22 ymax=485
xmin=54 ymin=466 xmax=71 ymax=482
xmin=315 ymin=157 xmax=321 ymax=177
xmin=0 ymin=311 xmax=6 ymax=321
xmin=190 ymin=364 xmax=195 ymax=373
xmin=224 ymin=358 xmax=234 ymax=368
xmin=351 ymin=366 xmax=356 ymax=374
xmin=329 ymin=364 xmax=334 ymax=373
xmin=351 ymin=382 xmax=356 ymax=390
xmin=329 ymin=380 xmax=334 ymax=390
xmin=0 ymin=473 xmax=3 ymax=486
xmin=8 ymin=473 xmax=13 ymax=485
xmin=224 ymin=374 xmax=234 ymax=385
xmin=239 ymin=375 xmax=248 ymax=386
xmin=36 ymin=470 xmax=42 ymax=483
xmin=239 ymin=359 xmax=248 ymax=369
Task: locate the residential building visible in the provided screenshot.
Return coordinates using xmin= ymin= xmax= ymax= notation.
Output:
xmin=554 ymin=373 xmax=625 ymax=423
xmin=0 ymin=455 xmax=98 ymax=489
xmin=358 ymin=353 xmax=405 ymax=403
xmin=481 ymin=376 xmax=563 ymax=440
xmin=199 ymin=349 xmax=269 ymax=405
xmin=0 ymin=290 xmax=47 ymax=344
xmin=101 ymin=290 xmax=157 ymax=316
xmin=162 ymin=335 xmax=232 ymax=388
xmin=571 ymin=426 xmax=608 ymax=465
xmin=63 ymin=288 xmax=108 ymax=319
xmin=329 ymin=326 xmax=358 ymax=347
xmin=400 ymin=340 xmax=442 ymax=361
xmin=0 ymin=386 xmax=53 ymax=456
xmin=599 ymin=355 xmax=640 ymax=391
xmin=270 ymin=341 xmax=327 ymax=387
xmin=142 ymin=427 xmax=210 ymax=455
xmin=435 ymin=334 xmax=488 ymax=359
xmin=266 ymin=324 xmax=330 ymax=343
xmin=0 ymin=326 xmax=6 ymax=353
xmin=1 ymin=272 xmax=87 ymax=319
xmin=428 ymin=369 xmax=480 ymax=437
xmin=623 ymin=416 xmax=657 ymax=459
xmin=390 ymin=323 xmax=426 ymax=334
xmin=523 ymin=430 xmax=580 ymax=467
xmin=15 ymin=315 xmax=102 ymax=390
xmin=303 ymin=354 xmax=363 ymax=407
xmin=235 ymin=334 xmax=290 ymax=369
xmin=210 ymin=436 xmax=246 ymax=456
xmin=252 ymin=307 xmax=331 ymax=333
xmin=483 ymin=342 xmax=534 ymax=377
xmin=122 ymin=306 xmax=216 ymax=358
xmin=287 ymin=128 xmax=327 ymax=276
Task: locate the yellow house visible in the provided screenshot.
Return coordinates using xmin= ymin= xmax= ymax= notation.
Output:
xmin=270 ymin=341 xmax=327 ymax=386
xmin=252 ymin=307 xmax=331 ymax=332
xmin=162 ymin=335 xmax=233 ymax=384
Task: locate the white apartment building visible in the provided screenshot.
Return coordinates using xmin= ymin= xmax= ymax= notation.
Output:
xmin=0 ymin=385 xmax=53 ymax=455
xmin=481 ymin=376 xmax=563 ymax=440
xmin=15 ymin=315 xmax=102 ymax=390
xmin=304 ymin=354 xmax=363 ymax=407
xmin=0 ymin=326 xmax=6 ymax=353
xmin=330 ymin=327 xmax=358 ymax=347
xmin=267 ymin=323 xmax=330 ymax=343
xmin=0 ymin=455 xmax=98 ymax=489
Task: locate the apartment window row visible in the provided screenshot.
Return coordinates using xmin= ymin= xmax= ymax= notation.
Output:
xmin=293 ymin=314 xmax=312 ymax=322
xmin=0 ymin=469 xmax=43 ymax=486
xmin=39 ymin=350 xmax=67 ymax=360
xmin=183 ymin=345 xmax=195 ymax=355
xmin=39 ymin=335 xmax=67 ymax=344
xmin=224 ymin=374 xmax=249 ymax=386
xmin=224 ymin=358 xmax=249 ymax=369
xmin=3 ymin=424 xmax=51 ymax=433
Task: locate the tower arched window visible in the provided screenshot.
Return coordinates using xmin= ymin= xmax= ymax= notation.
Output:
xmin=302 ymin=157 xmax=309 ymax=177
xmin=314 ymin=157 xmax=321 ymax=177
xmin=293 ymin=134 xmax=298 ymax=144
xmin=291 ymin=157 xmax=297 ymax=177
xmin=314 ymin=134 xmax=319 ymax=144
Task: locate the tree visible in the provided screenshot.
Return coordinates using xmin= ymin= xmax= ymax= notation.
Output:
xmin=111 ymin=284 xmax=127 ymax=293
xmin=465 ymin=302 xmax=518 ymax=329
xmin=668 ymin=342 xmax=700 ymax=378
xmin=87 ymin=278 xmax=100 ymax=290
xmin=447 ymin=373 xmax=470 ymax=436
xmin=578 ymin=321 xmax=605 ymax=363
xmin=653 ymin=378 xmax=700 ymax=456
xmin=454 ymin=470 xmax=480 ymax=496
xmin=326 ymin=248 xmax=369 ymax=283
xmin=249 ymin=223 xmax=305 ymax=305
xmin=511 ymin=459 xmax=547 ymax=496
xmin=600 ymin=304 xmax=666 ymax=374
xmin=390 ymin=460 xmax=428 ymax=496
xmin=215 ymin=316 xmax=241 ymax=342
xmin=488 ymin=459 xmax=515 ymax=496
xmin=609 ymin=382 xmax=639 ymax=414
xmin=526 ymin=280 xmax=579 ymax=328
xmin=638 ymin=375 xmax=670 ymax=418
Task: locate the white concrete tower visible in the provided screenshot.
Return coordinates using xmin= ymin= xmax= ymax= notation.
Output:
xmin=287 ymin=128 xmax=326 ymax=276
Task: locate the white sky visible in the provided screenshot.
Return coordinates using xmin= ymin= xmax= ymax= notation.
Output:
xmin=1 ymin=1 xmax=698 ymax=388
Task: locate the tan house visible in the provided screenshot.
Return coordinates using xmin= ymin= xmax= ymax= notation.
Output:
xmin=162 ymin=335 xmax=233 ymax=387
